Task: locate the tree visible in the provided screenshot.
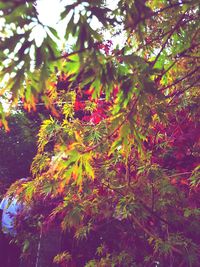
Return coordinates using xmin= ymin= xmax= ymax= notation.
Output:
xmin=0 ymin=111 xmax=39 ymax=196
xmin=1 ymin=0 xmax=200 ymax=266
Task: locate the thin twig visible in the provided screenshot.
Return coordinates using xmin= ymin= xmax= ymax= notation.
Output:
xmin=160 ymin=66 xmax=199 ymax=92
xmin=102 ymin=181 xmax=173 ymax=228
xmin=129 ymin=215 xmax=183 ymax=255
xmin=154 ymin=43 xmax=200 ymax=82
xmin=166 ymin=75 xmax=200 ymax=100
xmin=168 ymin=171 xmax=193 ymax=178
xmin=156 ymin=60 xmax=178 ymax=82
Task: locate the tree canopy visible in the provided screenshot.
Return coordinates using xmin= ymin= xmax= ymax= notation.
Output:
xmin=0 ymin=111 xmax=37 ymax=186
xmin=0 ymin=0 xmax=200 ymax=266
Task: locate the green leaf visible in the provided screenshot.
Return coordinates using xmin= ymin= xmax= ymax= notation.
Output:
xmin=47 ymin=26 xmax=60 ymax=40
xmin=83 ymin=155 xmax=95 ymax=180
xmin=61 ymin=4 xmax=75 ymax=20
xmin=35 ymin=47 xmax=43 ymax=69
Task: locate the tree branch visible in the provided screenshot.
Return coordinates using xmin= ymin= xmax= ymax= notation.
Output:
xmin=153 ymin=1 xmax=193 ymax=17
xmin=129 ymin=215 xmax=183 ymax=256
xmin=53 ymin=47 xmax=93 ymax=61
xmin=160 ymin=66 xmax=199 ymax=92
xmin=152 ymin=9 xmax=189 ymax=67
xmin=167 ymin=76 xmax=200 ymax=102
xmin=102 ymin=181 xmax=174 ymax=228
xmin=156 ymin=43 xmax=200 ymax=81
xmin=156 ymin=60 xmax=178 ymax=82
xmin=122 ymin=1 xmax=193 ymax=34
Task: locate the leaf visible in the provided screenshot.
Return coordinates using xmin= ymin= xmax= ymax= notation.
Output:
xmin=35 ymin=47 xmax=43 ymax=69
xmin=64 ymin=12 xmax=75 ymax=39
xmin=65 ymin=54 xmax=80 ymax=74
xmin=122 ymin=54 xmax=147 ymax=68
xmin=22 ymin=239 xmax=30 ymax=253
xmin=47 ymin=26 xmax=60 ymax=40
xmin=120 ymin=122 xmax=131 ymax=139
xmin=64 ymin=149 xmax=80 ymax=168
xmin=90 ymin=79 xmax=101 ymax=100
xmin=24 ymin=181 xmax=35 ymax=201
xmin=53 ymin=251 xmax=72 ymax=264
xmin=108 ymin=139 xmax=122 ymax=156
xmin=61 ymin=4 xmax=75 ymax=20
xmin=84 ymin=154 xmax=95 ymax=180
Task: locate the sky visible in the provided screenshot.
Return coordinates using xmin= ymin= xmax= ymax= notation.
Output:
xmin=36 ymin=0 xmax=119 ymax=27
xmin=36 ymin=0 xmax=124 ymax=48
xmin=37 ymin=0 xmax=64 ymax=27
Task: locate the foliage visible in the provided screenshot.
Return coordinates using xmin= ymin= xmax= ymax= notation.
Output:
xmin=0 ymin=111 xmax=39 ymax=195
xmin=0 ymin=0 xmax=200 ymax=266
